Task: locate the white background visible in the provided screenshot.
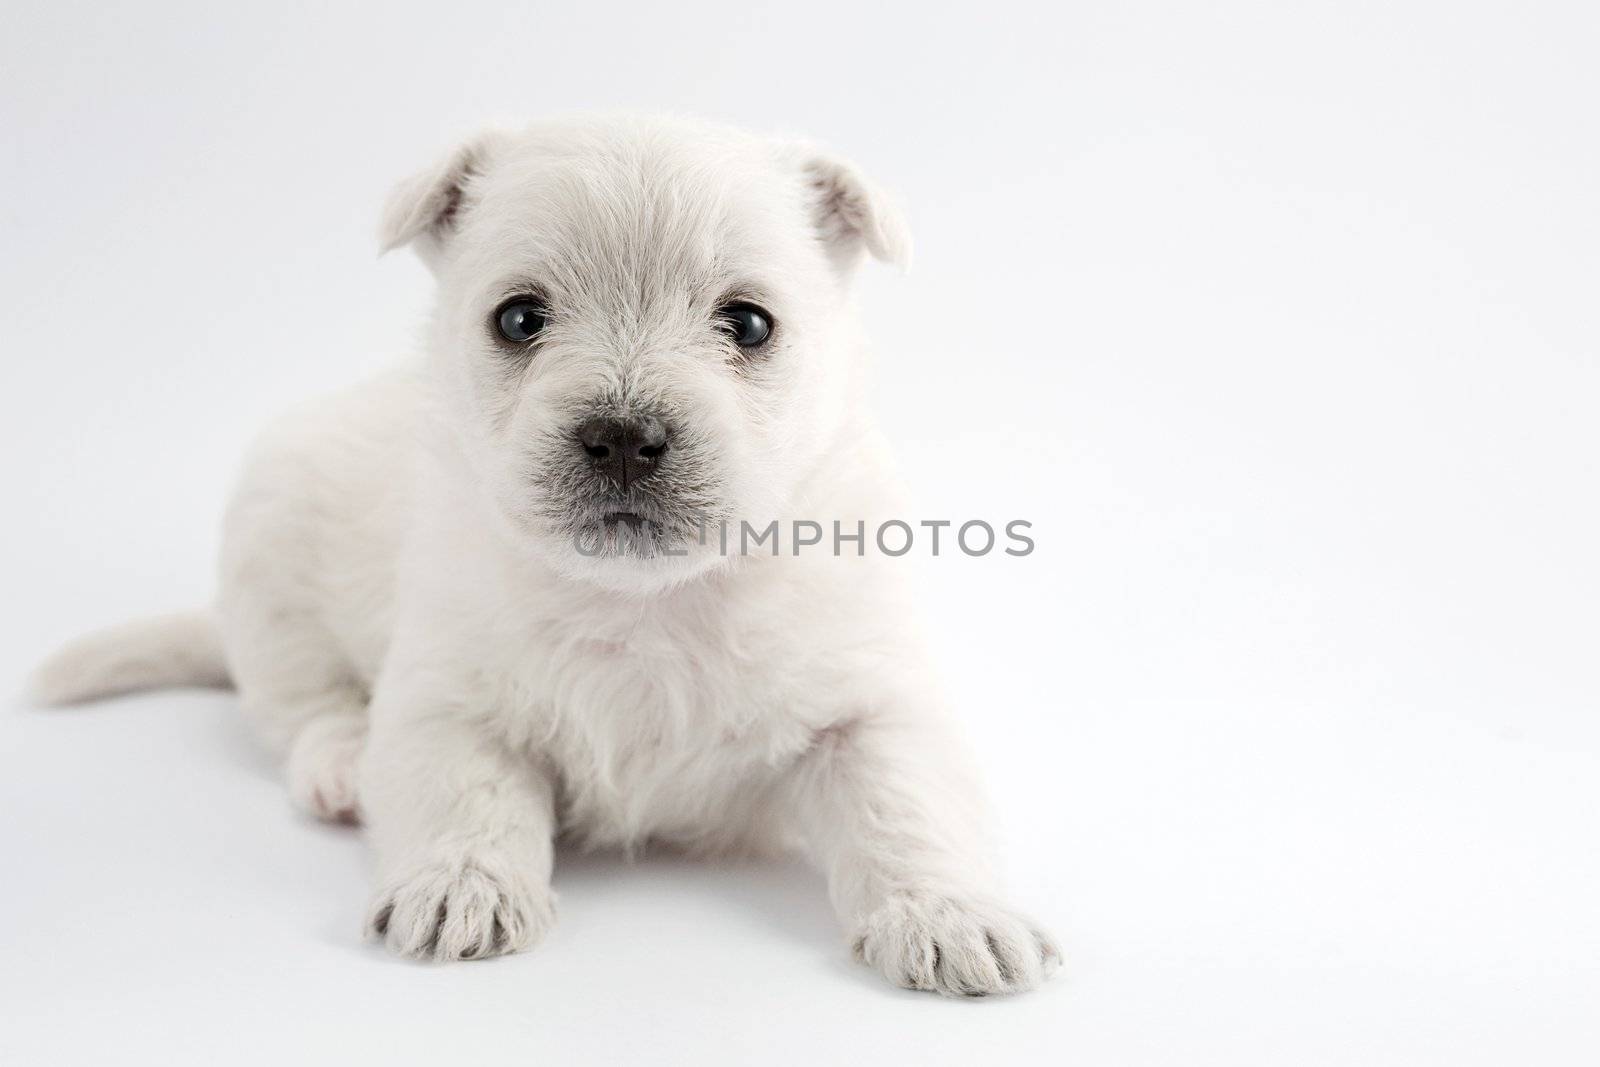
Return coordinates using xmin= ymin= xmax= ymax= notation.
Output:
xmin=3 ymin=1 xmax=1597 ymax=1063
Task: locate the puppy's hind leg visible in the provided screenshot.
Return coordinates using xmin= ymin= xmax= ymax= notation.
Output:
xmin=284 ymin=698 xmax=367 ymax=824
xmin=225 ymin=592 xmax=372 ymax=824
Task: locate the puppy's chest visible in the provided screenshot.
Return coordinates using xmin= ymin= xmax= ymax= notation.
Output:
xmin=500 ymin=620 xmax=821 ymax=845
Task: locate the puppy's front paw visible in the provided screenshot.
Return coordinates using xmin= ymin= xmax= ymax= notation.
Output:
xmin=852 ymin=890 xmax=1060 ymax=997
xmin=365 ymin=858 xmax=554 ymax=962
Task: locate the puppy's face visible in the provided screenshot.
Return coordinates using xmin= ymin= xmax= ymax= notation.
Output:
xmin=384 ymin=118 xmax=908 ymax=593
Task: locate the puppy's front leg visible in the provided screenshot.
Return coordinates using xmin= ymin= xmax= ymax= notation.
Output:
xmin=359 ymin=687 xmax=556 ymax=962
xmin=784 ymin=713 xmax=1060 ymax=996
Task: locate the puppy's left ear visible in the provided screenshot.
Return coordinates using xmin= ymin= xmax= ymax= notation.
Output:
xmin=379 ymin=128 xmax=510 ymax=268
xmin=799 ymin=152 xmax=913 ymax=273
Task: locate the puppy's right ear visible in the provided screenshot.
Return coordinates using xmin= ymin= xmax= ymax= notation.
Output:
xmin=379 ymin=129 xmax=508 ymax=267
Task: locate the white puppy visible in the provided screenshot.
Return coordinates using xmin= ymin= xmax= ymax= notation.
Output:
xmin=34 ymin=115 xmax=1058 ymax=996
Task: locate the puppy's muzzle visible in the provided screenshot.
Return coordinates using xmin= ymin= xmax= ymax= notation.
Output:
xmin=576 ymin=415 xmax=671 ymax=492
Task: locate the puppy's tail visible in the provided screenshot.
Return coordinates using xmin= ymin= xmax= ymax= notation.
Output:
xmin=30 ymin=610 xmax=232 ymax=706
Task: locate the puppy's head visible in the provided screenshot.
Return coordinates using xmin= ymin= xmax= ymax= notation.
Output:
xmin=382 ymin=116 xmax=909 ymax=593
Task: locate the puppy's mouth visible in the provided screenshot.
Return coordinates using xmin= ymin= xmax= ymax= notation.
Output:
xmin=602 ymin=510 xmax=649 ymax=531
xmin=531 ymin=444 xmax=724 ymax=562
xmin=570 ymin=495 xmax=685 ymax=559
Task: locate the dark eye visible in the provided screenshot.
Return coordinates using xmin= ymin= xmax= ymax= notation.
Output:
xmin=495 ymin=298 xmax=548 ymax=343
xmin=717 ymin=302 xmax=773 ymax=348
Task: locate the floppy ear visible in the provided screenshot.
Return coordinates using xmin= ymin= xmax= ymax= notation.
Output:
xmin=801 ymin=153 xmax=913 ymax=273
xmin=379 ymin=129 xmax=508 ymax=266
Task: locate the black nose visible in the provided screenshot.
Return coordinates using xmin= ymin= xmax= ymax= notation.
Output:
xmin=577 ymin=416 xmax=670 ymax=490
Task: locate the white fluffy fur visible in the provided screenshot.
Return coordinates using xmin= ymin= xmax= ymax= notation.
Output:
xmin=33 ymin=115 xmax=1057 ymax=996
